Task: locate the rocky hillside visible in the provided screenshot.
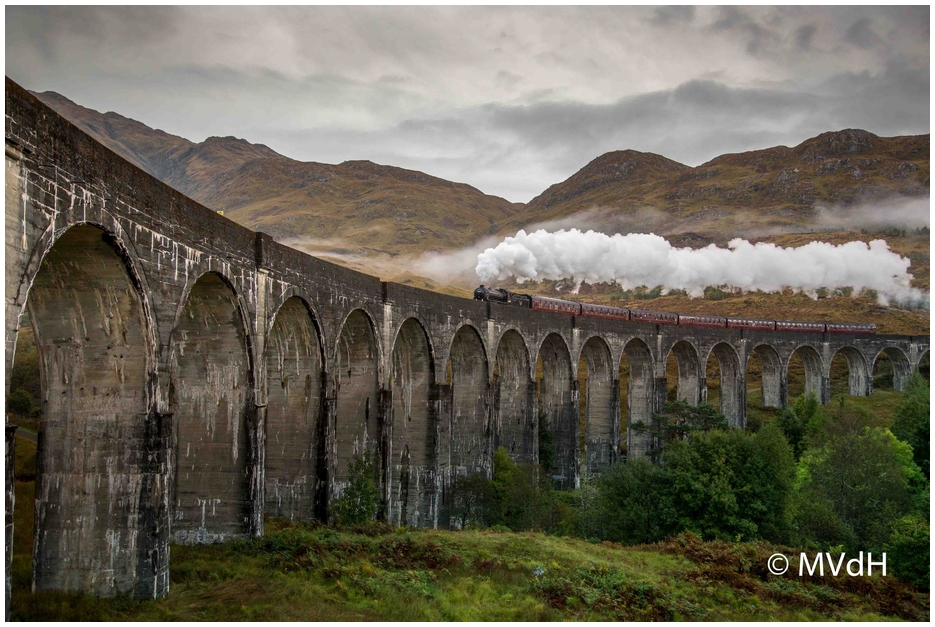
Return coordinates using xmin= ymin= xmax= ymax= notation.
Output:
xmin=32 ymin=91 xmax=523 ymax=255
xmin=506 ymin=129 xmax=929 ymax=237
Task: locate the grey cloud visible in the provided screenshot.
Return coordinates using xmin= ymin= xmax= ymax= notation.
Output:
xmin=5 ymin=5 xmax=930 ymax=203
xmin=494 ymin=70 xmax=524 ymax=89
xmin=795 ymin=24 xmax=817 ymax=50
xmin=254 ymin=63 xmax=927 ymax=202
xmin=845 ymin=18 xmax=880 ymax=50
xmin=710 ymin=6 xmax=778 ymax=56
xmin=650 ymin=6 xmax=694 ymax=26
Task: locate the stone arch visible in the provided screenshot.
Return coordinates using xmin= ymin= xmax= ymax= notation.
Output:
xmin=537 ymin=333 xmax=577 ymax=489
xmin=494 ymin=329 xmax=535 ymax=464
xmin=389 ymin=317 xmax=436 ymax=527
xmin=872 ymin=347 xmax=912 ymax=392
xmin=829 ymin=346 xmax=870 ymax=398
xmin=918 ymin=349 xmax=930 ymax=381
xmin=786 ymin=345 xmax=823 ymax=402
xmin=578 ymin=336 xmax=616 ymax=475
xmin=170 ymin=271 xmax=254 ymax=544
xmin=23 ymin=224 xmax=158 ymax=595
xmin=333 ymin=308 xmax=381 ymax=504
xmin=747 ymin=344 xmax=783 ymax=408
xmin=620 ymin=338 xmax=655 ymax=459
xmin=705 ymin=343 xmax=745 ymax=428
xmin=447 ymin=324 xmax=489 ymax=477
xmin=666 ymin=340 xmax=702 ymax=405
xmin=264 ymin=296 xmax=324 ymax=522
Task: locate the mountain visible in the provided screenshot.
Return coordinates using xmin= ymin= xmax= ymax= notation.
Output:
xmin=28 ymin=89 xmax=930 ymax=335
xmin=31 ymin=90 xmax=523 ymax=255
xmin=505 ymin=129 xmax=929 ymax=237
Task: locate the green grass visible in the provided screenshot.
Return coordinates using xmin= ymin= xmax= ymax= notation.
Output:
xmin=9 ymin=516 xmax=928 ymax=621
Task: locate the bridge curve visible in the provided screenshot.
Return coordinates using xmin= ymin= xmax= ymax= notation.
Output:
xmin=5 ymin=77 xmax=929 ymax=601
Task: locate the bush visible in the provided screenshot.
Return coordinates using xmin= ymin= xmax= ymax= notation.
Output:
xmin=330 ymin=450 xmax=380 ymax=525
xmin=489 ymin=446 xmax=547 ymax=531
xmin=592 ymin=458 xmax=675 ymax=544
xmin=663 ymin=426 xmax=795 ymax=542
xmin=891 ymin=373 xmax=930 ymax=479
xmin=447 ymin=472 xmax=493 ymax=529
xmin=885 ymin=514 xmax=930 ymax=590
xmin=7 ymin=388 xmax=33 ymax=417
xmin=632 ymin=400 xmax=728 ymax=462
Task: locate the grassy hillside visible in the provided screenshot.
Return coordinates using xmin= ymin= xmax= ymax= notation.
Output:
xmin=31 ymin=90 xmax=523 ymax=257
xmin=9 ymin=515 xmax=927 ymax=621
xmin=506 ymin=130 xmax=929 ymax=238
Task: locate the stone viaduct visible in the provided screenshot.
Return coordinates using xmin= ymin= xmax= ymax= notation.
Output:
xmin=4 ymin=78 xmax=929 ymax=602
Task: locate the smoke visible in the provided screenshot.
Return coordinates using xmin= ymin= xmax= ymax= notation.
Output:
xmin=475 ymin=229 xmax=929 ymax=309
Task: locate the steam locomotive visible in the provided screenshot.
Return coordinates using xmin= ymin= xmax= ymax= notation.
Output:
xmin=473 ymin=285 xmax=876 ymax=334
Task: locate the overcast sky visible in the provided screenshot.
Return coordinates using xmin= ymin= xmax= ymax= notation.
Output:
xmin=5 ymin=5 xmax=930 ymax=203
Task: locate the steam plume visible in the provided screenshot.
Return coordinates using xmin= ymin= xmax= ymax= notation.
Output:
xmin=475 ymin=229 xmax=928 ymax=308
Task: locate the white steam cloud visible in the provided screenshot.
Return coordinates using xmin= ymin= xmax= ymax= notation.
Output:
xmin=475 ymin=229 xmax=928 ymax=309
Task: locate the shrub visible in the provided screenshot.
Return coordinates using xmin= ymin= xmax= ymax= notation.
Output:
xmin=592 ymin=458 xmax=675 ymax=544
xmin=330 ymin=450 xmax=380 ymax=525
xmin=6 ymin=388 xmax=32 ymax=418
xmin=490 ymin=446 xmax=546 ymax=530
xmin=891 ymin=373 xmax=930 ymax=479
xmin=632 ymin=400 xmax=728 ymax=462
xmin=885 ymin=514 xmax=930 ymax=590
xmin=447 ymin=472 xmax=493 ymax=529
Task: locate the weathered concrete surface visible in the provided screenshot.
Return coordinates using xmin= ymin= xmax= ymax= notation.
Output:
xmin=332 ymin=309 xmax=381 ymax=507
xmin=387 ymin=319 xmax=436 ymax=527
xmin=579 ymin=337 xmax=616 ymax=476
xmin=265 ymin=297 xmax=322 ymax=522
xmin=171 ymin=272 xmax=252 ymax=544
xmin=5 ymin=76 xmax=928 ymax=601
xmin=493 ymin=330 xmax=535 ymax=464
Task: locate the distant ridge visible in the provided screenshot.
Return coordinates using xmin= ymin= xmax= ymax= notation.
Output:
xmin=34 ymin=89 xmax=928 ymax=255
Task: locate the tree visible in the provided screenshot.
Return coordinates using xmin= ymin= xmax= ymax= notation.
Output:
xmin=330 ymin=450 xmax=380 ymax=525
xmin=489 ymin=446 xmax=544 ymax=530
xmin=776 ymin=394 xmax=825 ymax=460
xmin=632 ymin=400 xmax=728 ymax=462
xmin=6 ymin=388 xmax=32 ymax=418
xmin=663 ymin=425 xmax=795 ymax=542
xmin=593 ymin=458 xmax=675 ymax=544
xmin=892 ymin=373 xmax=930 ymax=479
xmin=794 ymin=427 xmax=922 ymax=551
xmin=447 ymin=472 xmax=493 ymax=530
xmin=886 ymin=514 xmax=930 ymax=590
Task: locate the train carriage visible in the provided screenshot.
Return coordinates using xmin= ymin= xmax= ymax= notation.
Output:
xmin=727 ymin=317 xmax=776 ymax=331
xmin=629 ymin=308 xmax=679 ymax=325
xmin=825 ymin=322 xmax=877 ymax=334
xmin=530 ymin=295 xmax=581 ymax=315
xmin=678 ymin=314 xmax=727 ymax=328
xmin=580 ymin=303 xmax=630 ymax=321
xmin=775 ymin=320 xmax=826 ymax=333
